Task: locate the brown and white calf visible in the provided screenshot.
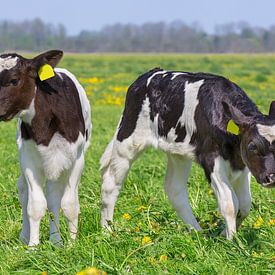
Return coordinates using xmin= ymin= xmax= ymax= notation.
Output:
xmin=100 ymin=68 xmax=275 ymax=240
xmin=0 ymin=50 xmax=91 ymax=246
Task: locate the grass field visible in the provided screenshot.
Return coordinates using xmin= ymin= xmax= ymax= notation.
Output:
xmin=0 ymin=54 xmax=274 ymax=274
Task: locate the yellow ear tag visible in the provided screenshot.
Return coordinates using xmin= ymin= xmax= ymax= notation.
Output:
xmin=38 ymin=64 xmax=55 ymax=81
xmin=227 ymin=119 xmax=239 ymax=135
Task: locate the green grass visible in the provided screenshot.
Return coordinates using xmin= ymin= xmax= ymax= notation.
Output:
xmin=0 ymin=54 xmax=274 ymax=274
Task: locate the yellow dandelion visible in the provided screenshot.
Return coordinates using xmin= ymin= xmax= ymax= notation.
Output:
xmin=134 ymin=226 xmax=140 ymax=232
xmin=138 ymin=205 xmax=146 ymax=212
xmin=142 ymin=236 xmax=152 ymax=245
xmin=253 ymin=216 xmax=264 ymax=229
xmin=159 ymin=255 xmax=168 ymax=262
xmin=267 ymin=219 xmax=275 ymax=226
xmin=111 ymin=86 xmax=127 ymax=93
xmin=122 ymin=213 xmax=131 ymax=220
xmin=88 ymin=77 xmax=102 ymax=84
xmin=76 ymin=267 xmax=106 ymax=275
xmin=114 ymin=97 xmax=122 ymax=106
xmin=42 ymin=272 xmax=47 ymax=275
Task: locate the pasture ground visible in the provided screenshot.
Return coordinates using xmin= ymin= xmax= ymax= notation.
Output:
xmin=0 ymin=54 xmax=274 ymax=274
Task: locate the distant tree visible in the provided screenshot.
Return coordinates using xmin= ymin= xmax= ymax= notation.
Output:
xmin=1 ymin=19 xmax=275 ymax=53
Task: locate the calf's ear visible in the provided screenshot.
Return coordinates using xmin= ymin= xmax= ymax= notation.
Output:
xmin=222 ymin=101 xmax=251 ymax=126
xmin=269 ymin=101 xmax=275 ymax=119
xmin=32 ymin=50 xmax=63 ymax=69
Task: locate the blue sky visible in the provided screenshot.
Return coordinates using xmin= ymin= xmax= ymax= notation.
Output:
xmin=1 ymin=0 xmax=275 ymax=34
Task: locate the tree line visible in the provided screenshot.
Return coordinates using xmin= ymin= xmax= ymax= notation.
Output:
xmin=1 ymin=18 xmax=275 ymax=53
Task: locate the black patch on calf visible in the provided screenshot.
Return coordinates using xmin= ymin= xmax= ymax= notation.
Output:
xmin=191 ymin=78 xmax=247 ymax=181
xmin=22 ymin=72 xmax=85 ymax=146
xmin=148 ymin=74 xmax=186 ymax=138
xmin=269 ymin=101 xmax=275 ymax=119
xmin=35 ymin=75 xmax=64 ymax=94
xmin=21 ymin=122 xmax=33 ymax=140
xmin=175 ymin=123 xmax=186 ymax=142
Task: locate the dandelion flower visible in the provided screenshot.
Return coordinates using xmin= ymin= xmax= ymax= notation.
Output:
xmin=159 ymin=255 xmax=168 ymax=262
xmin=122 ymin=213 xmax=131 ymax=220
xmin=142 ymin=236 xmax=152 ymax=245
xmin=253 ymin=216 xmax=264 ymax=229
xmin=88 ymin=77 xmax=102 ymax=84
xmin=138 ymin=205 xmax=146 ymax=212
xmin=267 ymin=219 xmax=275 ymax=226
xmin=134 ymin=226 xmax=140 ymax=232
xmin=76 ymin=267 xmax=106 ymax=275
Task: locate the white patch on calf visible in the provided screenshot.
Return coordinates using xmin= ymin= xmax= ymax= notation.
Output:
xmin=165 ymin=155 xmax=201 ymax=230
xmin=158 ymin=128 xmax=196 ymax=158
xmin=19 ymin=89 xmax=36 ymax=124
xmin=257 ymin=124 xmax=275 ymax=144
xmin=181 ymin=80 xmax=204 ymax=136
xmin=147 ymin=71 xmax=167 ymax=87
xmin=117 ymin=97 xmax=157 ymax=156
xmin=158 ymin=80 xmax=204 ymax=158
xmin=0 ymin=56 xmax=18 ymax=72
xmin=18 ymin=131 xmax=85 ymax=181
xmin=171 ymin=72 xmax=186 ymax=80
xmin=37 ymin=132 xmax=85 ymax=181
xmin=210 ymin=156 xmax=240 ymax=240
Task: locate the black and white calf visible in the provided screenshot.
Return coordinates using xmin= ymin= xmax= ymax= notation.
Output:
xmin=0 ymin=50 xmax=91 ymax=246
xmin=100 ymin=68 xmax=275 ymax=240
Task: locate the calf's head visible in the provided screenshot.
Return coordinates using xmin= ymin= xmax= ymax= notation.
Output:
xmin=224 ymin=101 xmax=275 ymax=188
xmin=0 ymin=50 xmax=63 ymax=121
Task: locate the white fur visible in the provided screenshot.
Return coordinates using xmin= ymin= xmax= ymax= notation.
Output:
xmin=147 ymin=71 xmax=167 ymax=87
xmin=232 ymin=167 xmax=251 ymax=229
xmin=210 ymin=156 xmax=252 ymax=240
xmin=158 ymin=128 xmax=196 ymax=158
xmin=19 ymin=89 xmax=36 ymax=125
xmin=16 ymin=68 xmax=91 ymax=246
xmin=171 ymin=72 xmax=186 ymax=80
xmin=0 ymin=56 xmax=18 ymax=72
xmin=165 ymin=154 xmax=201 ymax=230
xmin=37 ymin=132 xmax=85 ymax=180
xmin=182 ymin=80 xmax=204 ymax=135
xmin=257 ymin=124 xmax=275 ymax=144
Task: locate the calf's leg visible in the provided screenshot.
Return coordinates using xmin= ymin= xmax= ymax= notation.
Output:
xmin=100 ymin=137 xmax=148 ymax=228
xmin=24 ymin=168 xmax=47 ymax=246
xmin=233 ymin=168 xmax=252 ymax=229
xmin=46 ymin=179 xmax=66 ymax=244
xmin=61 ymin=154 xmax=84 ymax=240
xmin=17 ymin=174 xmax=29 ymax=244
xmin=165 ymin=154 xmax=201 ymax=231
xmin=210 ymin=157 xmax=239 ymax=240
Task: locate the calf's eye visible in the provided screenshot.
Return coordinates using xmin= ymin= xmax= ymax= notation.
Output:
xmin=248 ymin=142 xmax=257 ymax=152
xmin=10 ymin=79 xmax=18 ymax=86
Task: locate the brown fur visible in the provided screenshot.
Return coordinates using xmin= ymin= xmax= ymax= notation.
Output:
xmin=0 ymin=50 xmax=85 ymax=146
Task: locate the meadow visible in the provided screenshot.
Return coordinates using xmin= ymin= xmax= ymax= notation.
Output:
xmin=0 ymin=54 xmax=274 ymax=274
